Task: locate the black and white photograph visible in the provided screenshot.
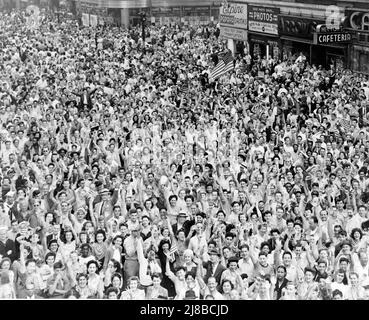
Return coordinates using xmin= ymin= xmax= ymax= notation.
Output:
xmin=0 ymin=0 xmax=368 ymax=306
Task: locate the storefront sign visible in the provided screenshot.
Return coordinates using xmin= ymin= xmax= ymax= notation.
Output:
xmin=220 ymin=26 xmax=248 ymax=41
xmin=279 ymin=15 xmax=325 ymax=39
xmin=248 ymin=5 xmax=279 ymax=35
xmin=314 ymin=31 xmax=352 ymax=44
xmin=345 ymin=9 xmax=369 ymax=44
xmin=346 ymin=10 xmax=369 ymax=31
xmin=219 ymin=1 xmax=248 ymax=30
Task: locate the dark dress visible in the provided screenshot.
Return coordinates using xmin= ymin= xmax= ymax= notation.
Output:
xmin=158 ymin=250 xmax=176 ymax=298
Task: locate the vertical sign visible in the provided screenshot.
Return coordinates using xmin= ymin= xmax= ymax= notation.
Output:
xmin=219 ymin=1 xmax=248 ymax=41
xmin=82 ymin=13 xmax=89 ymax=26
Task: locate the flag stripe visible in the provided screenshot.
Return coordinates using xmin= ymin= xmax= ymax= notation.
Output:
xmin=210 ymin=60 xmax=225 ymax=79
xmin=210 ymin=51 xmax=234 ymax=80
xmin=169 ymin=244 xmax=178 ymax=255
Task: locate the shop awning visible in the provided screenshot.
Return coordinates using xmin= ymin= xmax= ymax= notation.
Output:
xmin=280 ymin=35 xmax=313 ymax=45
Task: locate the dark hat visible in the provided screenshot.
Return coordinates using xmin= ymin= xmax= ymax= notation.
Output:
xmin=362 ymin=220 xmax=369 ymax=230
xmin=341 ymin=240 xmax=352 ymax=248
xmin=184 ymin=290 xmax=197 ymax=300
xmin=58 ymin=148 xmax=67 ymax=154
xmin=53 ymin=261 xmax=64 ymax=270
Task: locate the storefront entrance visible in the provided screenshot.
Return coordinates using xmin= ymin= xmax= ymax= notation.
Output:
xmin=311 ymin=45 xmax=346 ymax=69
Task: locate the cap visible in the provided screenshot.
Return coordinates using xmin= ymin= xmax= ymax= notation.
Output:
xmin=6 ymin=191 xmax=15 ymax=197
xmin=18 ymin=221 xmax=29 ymax=228
xmin=100 ymin=188 xmax=109 ymax=195
xmin=58 ymin=148 xmax=67 ymax=154
xmin=77 ymin=207 xmax=86 ymax=213
xmin=341 ymin=240 xmax=352 ymax=248
xmin=208 ymin=248 xmax=221 ymax=257
xmin=177 ymin=212 xmax=187 ymax=218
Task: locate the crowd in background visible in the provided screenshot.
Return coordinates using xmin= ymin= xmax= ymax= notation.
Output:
xmin=0 ymin=7 xmax=369 ymax=300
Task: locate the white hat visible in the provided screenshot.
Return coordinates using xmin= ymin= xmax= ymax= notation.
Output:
xmin=6 ymin=191 xmax=15 ymax=197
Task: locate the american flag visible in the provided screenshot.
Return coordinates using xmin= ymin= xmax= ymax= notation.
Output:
xmin=210 ymin=51 xmax=234 ymax=80
xmin=340 ymin=118 xmax=351 ymax=132
xmin=165 ymin=243 xmax=178 ymax=261
xmin=169 ymin=243 xmax=178 ymax=255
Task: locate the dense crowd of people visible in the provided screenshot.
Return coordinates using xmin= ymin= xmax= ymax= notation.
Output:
xmin=1 ymin=7 xmax=369 ymax=300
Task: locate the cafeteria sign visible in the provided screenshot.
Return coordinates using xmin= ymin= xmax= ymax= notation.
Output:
xmin=314 ymin=31 xmax=352 ymax=44
xmin=248 ymin=5 xmax=279 ymax=35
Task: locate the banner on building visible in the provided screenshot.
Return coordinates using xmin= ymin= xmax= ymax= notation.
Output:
xmin=248 ymin=5 xmax=279 ymax=35
xmin=89 ymin=14 xmax=98 ymax=27
xmin=220 ymin=26 xmax=248 ymax=41
xmin=219 ymin=1 xmax=248 ymax=30
xmin=82 ymin=13 xmax=89 ymax=26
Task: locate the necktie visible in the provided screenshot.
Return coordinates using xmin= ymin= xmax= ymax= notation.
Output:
xmin=100 ymin=201 xmax=105 ymax=217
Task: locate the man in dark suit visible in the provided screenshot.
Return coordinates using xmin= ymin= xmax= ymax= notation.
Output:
xmin=0 ymin=226 xmax=17 ymax=262
xmin=203 ymin=248 xmax=226 ymax=286
xmin=172 ymin=212 xmax=191 ymax=238
xmin=72 ymin=86 xmax=98 ymax=111
xmin=46 ymin=224 xmax=61 ymax=248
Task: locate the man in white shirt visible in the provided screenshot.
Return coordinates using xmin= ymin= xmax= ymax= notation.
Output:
xmin=188 ymin=222 xmax=208 ymax=258
xmin=238 ymin=244 xmax=254 ymax=282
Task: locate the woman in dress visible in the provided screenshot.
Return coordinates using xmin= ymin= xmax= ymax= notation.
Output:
xmin=86 ymin=260 xmax=104 ymax=299
xmin=181 ymin=249 xmax=197 ymax=274
xmin=0 ymin=271 xmax=16 ymax=299
xmin=120 ymin=276 xmax=145 ymax=300
xmin=58 ymin=229 xmax=76 ymax=263
xmin=146 ymin=273 xmax=168 ymax=300
xmin=220 ymin=256 xmax=243 ymax=292
xmin=0 ymin=258 xmax=15 ymax=289
xmin=220 ymin=279 xmax=234 ymax=300
xmin=104 ymin=272 xmax=123 ymax=299
xmin=91 ymin=229 xmax=109 ymax=272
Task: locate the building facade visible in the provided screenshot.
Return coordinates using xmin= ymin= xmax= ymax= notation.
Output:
xmin=219 ymin=0 xmax=369 ymax=73
xmin=3 ymin=0 xmax=368 ymax=73
xmin=69 ymin=0 xmax=222 ymax=27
